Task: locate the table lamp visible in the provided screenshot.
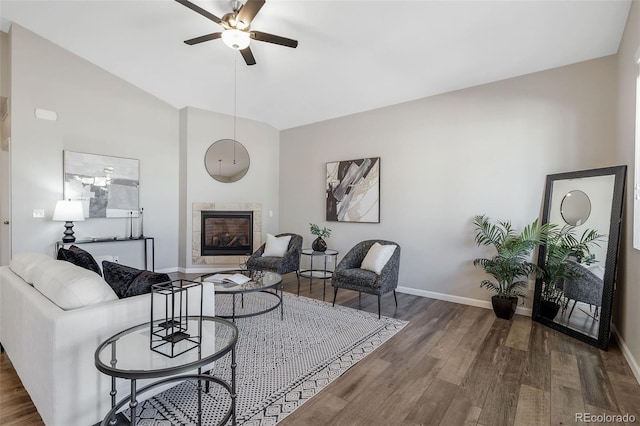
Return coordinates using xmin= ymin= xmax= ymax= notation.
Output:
xmin=52 ymin=200 xmax=85 ymax=243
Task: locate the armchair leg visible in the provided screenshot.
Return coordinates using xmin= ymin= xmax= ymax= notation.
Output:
xmin=568 ymin=300 xmax=578 ymax=319
xmin=378 ymin=295 xmax=381 ymax=319
xmin=393 ymin=290 xmax=398 ymax=306
xmin=296 ymin=270 xmax=301 ymax=296
xmin=332 ymin=287 xmax=338 ymax=307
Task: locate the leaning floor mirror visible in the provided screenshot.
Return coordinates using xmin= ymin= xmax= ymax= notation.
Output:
xmin=532 ymin=166 xmax=626 ymax=350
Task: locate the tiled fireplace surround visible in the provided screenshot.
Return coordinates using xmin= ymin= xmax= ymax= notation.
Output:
xmin=192 ymin=202 xmax=262 ymax=266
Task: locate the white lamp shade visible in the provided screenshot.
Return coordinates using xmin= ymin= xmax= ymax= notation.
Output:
xmin=52 ymin=200 xmax=85 ymax=222
xmin=221 ymin=29 xmax=250 ymax=50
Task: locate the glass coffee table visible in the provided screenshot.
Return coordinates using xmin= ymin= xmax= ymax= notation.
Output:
xmin=95 ymin=316 xmax=238 ymax=426
xmin=199 ymin=270 xmax=283 ymax=321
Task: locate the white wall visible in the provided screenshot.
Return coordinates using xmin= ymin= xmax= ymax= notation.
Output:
xmin=615 ymin=0 xmax=640 ymax=382
xmin=179 ymin=106 xmax=280 ymax=271
xmin=280 ymin=56 xmax=618 ymax=308
xmin=548 ymin=175 xmax=616 ymax=266
xmin=9 ymin=25 xmax=180 ymax=270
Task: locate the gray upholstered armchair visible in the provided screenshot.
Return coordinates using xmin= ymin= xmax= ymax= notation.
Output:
xmin=562 ymin=259 xmax=604 ymax=319
xmin=332 ymin=239 xmax=401 ymax=319
xmin=246 ymin=233 xmax=302 ymax=285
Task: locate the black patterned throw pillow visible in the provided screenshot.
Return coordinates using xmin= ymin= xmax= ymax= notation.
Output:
xmin=102 ymin=260 xmax=170 ymax=299
xmin=57 ymin=245 xmax=102 ymax=276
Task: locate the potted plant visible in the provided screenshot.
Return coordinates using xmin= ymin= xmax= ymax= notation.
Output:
xmin=473 ymin=214 xmax=550 ymax=320
xmin=309 ymin=223 xmax=332 ymax=252
xmin=540 ymin=225 xmax=604 ymax=319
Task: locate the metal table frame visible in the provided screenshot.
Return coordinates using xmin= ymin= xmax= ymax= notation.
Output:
xmin=299 ymin=249 xmax=339 ymax=301
xmin=95 ymin=316 xmax=237 ymax=426
xmin=56 ymin=236 xmax=155 ymax=271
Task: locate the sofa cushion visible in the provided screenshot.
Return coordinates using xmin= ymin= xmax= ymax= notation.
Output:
xmin=102 ymin=261 xmax=170 ymax=299
xmin=57 ymin=245 xmax=102 ymax=276
xmin=9 ymin=252 xmax=56 ymax=285
xmin=361 ymin=242 xmax=397 ymax=275
xmin=333 ymin=268 xmax=379 ymax=291
xmin=263 ymin=233 xmax=291 ymax=257
xmin=31 ymin=260 xmax=118 ymax=310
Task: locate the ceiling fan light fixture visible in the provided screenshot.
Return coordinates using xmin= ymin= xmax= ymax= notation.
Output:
xmin=222 ymin=29 xmax=250 ymax=50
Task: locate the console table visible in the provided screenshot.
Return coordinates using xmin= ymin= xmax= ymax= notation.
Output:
xmin=55 ymin=237 xmax=155 ymax=271
xmin=299 ymin=249 xmax=339 ymax=301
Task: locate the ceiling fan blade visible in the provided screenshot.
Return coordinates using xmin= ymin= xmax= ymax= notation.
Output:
xmin=251 ymin=31 xmax=298 ymax=48
xmin=175 ymin=0 xmax=222 ymax=25
xmin=240 ymin=46 xmax=257 ymax=66
xmin=237 ymin=0 xmax=265 ymax=26
xmin=184 ymin=32 xmax=222 ymax=45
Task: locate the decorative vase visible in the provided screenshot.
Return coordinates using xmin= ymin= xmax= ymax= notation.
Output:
xmin=312 ymin=237 xmax=327 ymax=252
xmin=491 ymin=295 xmax=517 ymax=320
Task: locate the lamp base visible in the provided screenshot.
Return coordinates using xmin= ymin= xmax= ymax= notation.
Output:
xmin=62 ymin=221 xmax=76 ymax=243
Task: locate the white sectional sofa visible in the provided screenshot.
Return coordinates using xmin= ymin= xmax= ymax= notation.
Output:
xmin=0 ymin=253 xmax=214 ymax=426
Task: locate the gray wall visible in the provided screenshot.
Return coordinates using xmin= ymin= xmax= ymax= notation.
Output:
xmin=9 ymin=25 xmax=180 ymax=270
xmin=280 ymin=56 xmax=617 ymax=310
xmin=615 ymin=0 xmax=640 ymax=382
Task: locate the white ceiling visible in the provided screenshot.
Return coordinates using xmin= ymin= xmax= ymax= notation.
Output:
xmin=0 ymin=0 xmax=632 ymax=130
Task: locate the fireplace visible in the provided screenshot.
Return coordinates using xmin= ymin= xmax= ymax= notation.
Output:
xmin=201 ymin=211 xmax=253 ymax=256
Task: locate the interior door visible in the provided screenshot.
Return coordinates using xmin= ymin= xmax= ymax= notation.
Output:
xmin=0 ymin=138 xmax=10 ymax=266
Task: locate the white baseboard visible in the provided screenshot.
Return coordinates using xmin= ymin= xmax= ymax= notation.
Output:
xmin=396 ymin=286 xmax=532 ymax=317
xmin=611 ymin=324 xmax=640 ymax=385
xmin=177 ymin=266 xmax=240 ymax=274
xmin=154 ymin=267 xmax=178 ymax=274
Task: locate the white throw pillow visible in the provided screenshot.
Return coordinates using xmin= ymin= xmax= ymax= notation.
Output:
xmin=262 ymin=234 xmax=291 ymax=257
xmin=32 ymin=260 xmax=118 ymax=310
xmin=360 ymin=242 xmax=397 ymax=275
xmin=9 ymin=252 xmax=57 ymax=285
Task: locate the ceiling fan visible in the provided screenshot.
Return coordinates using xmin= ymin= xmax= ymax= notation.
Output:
xmin=175 ymin=0 xmax=298 ymax=66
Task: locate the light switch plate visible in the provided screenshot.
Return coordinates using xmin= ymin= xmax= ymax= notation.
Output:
xmin=33 ymin=209 xmax=45 ymax=218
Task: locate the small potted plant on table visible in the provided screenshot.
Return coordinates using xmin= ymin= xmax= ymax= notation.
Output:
xmin=309 ymin=223 xmax=331 ymax=252
xmin=473 ymin=214 xmax=549 ymax=320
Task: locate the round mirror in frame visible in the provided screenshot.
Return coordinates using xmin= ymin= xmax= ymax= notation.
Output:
xmin=204 ymin=139 xmax=250 ymax=183
xmin=560 ymin=190 xmax=591 ymax=226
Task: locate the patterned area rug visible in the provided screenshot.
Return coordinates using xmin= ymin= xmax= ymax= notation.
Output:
xmin=127 ymin=291 xmax=407 ymax=425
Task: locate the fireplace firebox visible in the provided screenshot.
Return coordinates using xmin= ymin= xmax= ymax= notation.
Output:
xmin=201 ymin=211 xmax=253 ymax=256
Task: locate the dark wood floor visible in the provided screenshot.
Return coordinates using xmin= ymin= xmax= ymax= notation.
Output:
xmin=1 ymin=273 xmax=639 ymax=425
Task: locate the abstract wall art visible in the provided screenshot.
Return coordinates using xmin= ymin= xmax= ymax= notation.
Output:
xmin=326 ymin=157 xmax=380 ymax=223
xmin=63 ymin=151 xmax=139 ymax=218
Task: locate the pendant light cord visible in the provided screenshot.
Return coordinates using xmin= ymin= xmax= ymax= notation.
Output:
xmin=233 ymin=58 xmax=237 ymax=164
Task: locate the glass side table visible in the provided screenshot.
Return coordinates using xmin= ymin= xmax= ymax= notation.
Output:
xmin=95 ymin=316 xmax=238 ymax=426
xmin=299 ymin=249 xmax=339 ymax=301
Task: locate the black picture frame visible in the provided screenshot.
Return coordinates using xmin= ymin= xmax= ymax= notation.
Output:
xmin=532 ymin=165 xmax=626 ymax=350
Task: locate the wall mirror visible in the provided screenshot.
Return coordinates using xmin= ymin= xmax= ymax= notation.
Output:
xmin=532 ymin=166 xmax=626 ymax=350
xmin=204 ymin=139 xmax=250 ymax=183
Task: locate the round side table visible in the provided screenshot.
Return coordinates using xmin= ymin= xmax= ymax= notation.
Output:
xmin=299 ymin=249 xmax=339 ymax=301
